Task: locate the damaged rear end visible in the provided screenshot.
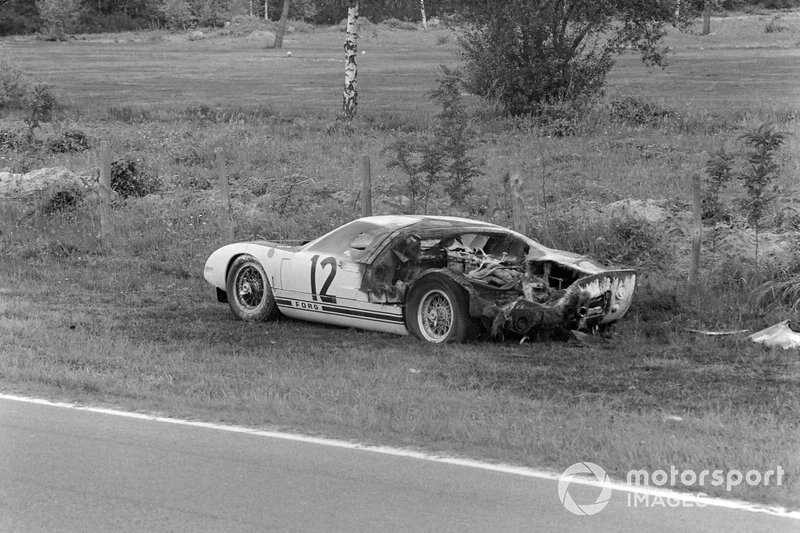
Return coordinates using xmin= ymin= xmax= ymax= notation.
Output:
xmin=359 ymin=217 xmax=637 ymax=341
xmin=489 ymin=269 xmax=636 ymax=339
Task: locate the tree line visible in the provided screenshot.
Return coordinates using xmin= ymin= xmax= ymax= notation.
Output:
xmin=0 ymin=0 xmax=470 ymax=35
xmin=2 ymin=0 xmax=796 ymax=36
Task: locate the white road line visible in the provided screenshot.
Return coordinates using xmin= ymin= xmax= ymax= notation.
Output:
xmin=2 ymin=392 xmax=798 ymax=521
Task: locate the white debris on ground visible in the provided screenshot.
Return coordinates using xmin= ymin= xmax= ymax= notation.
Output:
xmin=0 ymin=167 xmax=98 ymax=216
xmin=749 ymin=321 xmax=800 ymax=350
xmin=0 ymin=167 xmax=93 ymax=200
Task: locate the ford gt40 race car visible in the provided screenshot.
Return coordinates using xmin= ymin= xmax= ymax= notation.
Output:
xmin=204 ymin=215 xmax=636 ymax=343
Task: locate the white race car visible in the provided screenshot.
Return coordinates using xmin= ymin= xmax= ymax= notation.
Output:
xmin=203 ymin=215 xmax=636 ymax=343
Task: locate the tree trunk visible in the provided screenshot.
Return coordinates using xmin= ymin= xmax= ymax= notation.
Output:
xmin=420 ymin=0 xmax=427 ymax=30
xmin=264 ymin=0 xmax=268 ymax=20
xmin=342 ymin=0 xmax=359 ymax=120
xmin=249 ymin=0 xmax=253 ymax=17
xmin=702 ymin=0 xmax=711 ymax=35
xmin=274 ymin=0 xmax=290 ymax=48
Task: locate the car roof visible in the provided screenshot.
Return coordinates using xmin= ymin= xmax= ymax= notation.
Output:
xmin=359 ymin=215 xmax=502 ymax=231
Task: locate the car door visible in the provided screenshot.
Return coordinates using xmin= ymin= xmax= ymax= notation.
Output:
xmin=275 ymin=247 xmax=406 ymax=335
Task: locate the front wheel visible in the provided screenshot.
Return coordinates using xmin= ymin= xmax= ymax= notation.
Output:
xmin=405 ymin=274 xmax=475 ymax=343
xmin=226 ymin=255 xmax=279 ymax=322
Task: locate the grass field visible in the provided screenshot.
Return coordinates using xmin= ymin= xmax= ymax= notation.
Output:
xmin=1 ymin=13 xmax=800 ymax=508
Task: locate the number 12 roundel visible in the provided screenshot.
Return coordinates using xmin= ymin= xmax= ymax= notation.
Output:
xmin=310 ymin=255 xmax=337 ymax=303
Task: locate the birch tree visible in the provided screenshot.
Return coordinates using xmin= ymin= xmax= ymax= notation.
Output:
xmin=274 ymin=0 xmax=290 ymax=48
xmin=420 ymin=0 xmax=427 ymax=30
xmin=342 ymin=0 xmax=358 ymax=120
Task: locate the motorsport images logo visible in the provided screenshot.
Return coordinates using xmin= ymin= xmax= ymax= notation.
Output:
xmin=557 ymin=462 xmax=612 ymax=516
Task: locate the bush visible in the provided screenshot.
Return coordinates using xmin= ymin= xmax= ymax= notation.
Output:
xmin=23 ymin=83 xmax=58 ymax=142
xmin=545 ymin=215 xmax=671 ymax=270
xmin=48 ymin=129 xmax=90 ymax=153
xmin=765 ymin=17 xmax=788 ymax=33
xmin=0 ymin=130 xmax=21 ymax=151
xmin=110 ymin=158 xmax=161 ymax=199
xmin=384 ymin=67 xmax=482 ymax=211
xmin=43 ymin=188 xmax=81 ymax=214
xmin=703 ymin=147 xmax=735 ymax=223
xmin=610 ymin=97 xmax=674 ymax=127
xmin=0 ymin=52 xmax=30 ymax=110
xmin=457 ymin=1 xmax=686 ymax=116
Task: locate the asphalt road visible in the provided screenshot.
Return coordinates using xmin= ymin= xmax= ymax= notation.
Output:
xmin=0 ymin=397 xmax=796 ymax=532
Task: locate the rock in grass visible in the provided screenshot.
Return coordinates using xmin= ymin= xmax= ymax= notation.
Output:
xmin=0 ymin=167 xmax=95 ymax=214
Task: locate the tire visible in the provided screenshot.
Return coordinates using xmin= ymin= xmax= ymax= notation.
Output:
xmin=405 ymin=274 xmax=475 ymax=343
xmin=226 ymin=255 xmax=279 ymax=322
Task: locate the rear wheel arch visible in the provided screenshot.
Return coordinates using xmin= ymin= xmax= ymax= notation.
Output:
xmin=405 ymin=272 xmax=477 ymax=343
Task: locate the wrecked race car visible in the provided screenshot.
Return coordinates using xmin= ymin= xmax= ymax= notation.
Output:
xmin=204 ymin=215 xmax=636 ymax=343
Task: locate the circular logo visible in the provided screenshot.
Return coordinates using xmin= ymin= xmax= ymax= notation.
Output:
xmin=558 ymin=462 xmax=612 ymax=516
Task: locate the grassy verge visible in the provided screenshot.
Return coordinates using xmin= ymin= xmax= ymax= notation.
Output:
xmin=1 ymin=246 xmax=798 ymax=507
xmin=1 ymin=15 xmax=800 ymax=508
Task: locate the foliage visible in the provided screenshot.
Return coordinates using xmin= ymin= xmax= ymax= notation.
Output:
xmin=43 ymin=188 xmax=82 ymax=214
xmin=739 ymin=125 xmax=786 ymax=230
xmin=110 ymin=158 xmax=161 ymax=198
xmin=0 ymin=51 xmax=31 ymax=110
xmin=702 ymin=147 xmax=735 ymax=222
xmin=160 ymin=0 xmax=194 ymax=29
xmin=609 ymin=97 xmax=674 ymax=127
xmin=35 ymin=0 xmax=83 ymax=39
xmin=429 ymin=66 xmax=481 ymax=205
xmin=456 ymin=0 xmax=691 ymax=115
xmin=48 ymin=129 xmax=90 ymax=153
xmin=23 ymin=83 xmax=58 ymax=144
xmin=545 ymin=214 xmax=671 ymax=270
xmin=385 ymin=66 xmax=482 ymax=211
xmin=764 ymin=16 xmax=788 ymax=33
xmin=0 ymin=129 xmax=21 ymax=151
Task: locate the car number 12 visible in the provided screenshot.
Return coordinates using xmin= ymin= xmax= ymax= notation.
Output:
xmin=310 ymin=255 xmax=337 ymax=303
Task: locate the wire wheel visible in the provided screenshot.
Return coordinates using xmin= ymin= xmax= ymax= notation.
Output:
xmin=417 ymin=289 xmax=455 ymax=342
xmin=225 ymin=255 xmax=279 ymax=322
xmin=234 ymin=265 xmax=264 ymax=310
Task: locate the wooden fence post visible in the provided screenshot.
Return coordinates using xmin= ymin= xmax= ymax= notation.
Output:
xmin=510 ymin=164 xmax=526 ymax=235
xmin=99 ymin=140 xmax=112 ymax=245
xmin=361 ymin=155 xmax=372 ymax=217
xmin=215 ymin=148 xmax=235 ymax=243
xmin=688 ymin=173 xmax=702 ymax=296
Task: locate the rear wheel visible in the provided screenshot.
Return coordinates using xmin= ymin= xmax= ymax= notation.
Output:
xmin=226 ymin=255 xmax=279 ymax=321
xmin=406 ymin=274 xmax=475 ymax=343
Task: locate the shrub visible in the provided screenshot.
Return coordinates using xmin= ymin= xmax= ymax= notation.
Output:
xmin=43 ymin=188 xmax=81 ymax=214
xmin=457 ymin=1 xmax=687 ymax=116
xmin=610 ymin=97 xmax=674 ymax=127
xmin=765 ymin=17 xmax=788 ymax=33
xmin=0 ymin=52 xmax=30 ymax=110
xmin=23 ymin=83 xmax=58 ymax=143
xmin=384 ymin=67 xmax=482 ymax=211
xmin=739 ymin=125 xmax=786 ymax=269
xmin=0 ymin=129 xmax=21 ymax=152
xmin=544 ymin=215 xmax=671 ymax=270
xmin=110 ymin=158 xmax=161 ymax=199
xmin=48 ymin=129 xmax=90 ymax=153
xmin=703 ymin=147 xmax=735 ymax=222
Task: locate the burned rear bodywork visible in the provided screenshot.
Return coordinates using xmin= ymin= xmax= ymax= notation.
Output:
xmin=360 ymin=220 xmax=636 ymax=339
